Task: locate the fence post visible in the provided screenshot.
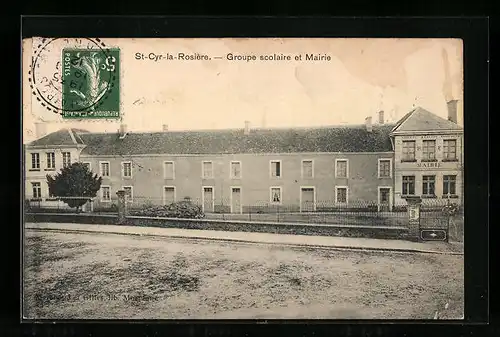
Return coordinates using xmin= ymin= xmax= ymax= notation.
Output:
xmin=277 ymin=205 xmax=280 ymax=222
xmin=405 ymin=196 xmax=422 ymax=241
xmin=116 ymin=190 xmax=127 ymax=224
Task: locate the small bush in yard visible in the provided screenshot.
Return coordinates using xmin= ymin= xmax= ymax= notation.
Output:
xmin=131 ymin=200 xmax=205 ymax=219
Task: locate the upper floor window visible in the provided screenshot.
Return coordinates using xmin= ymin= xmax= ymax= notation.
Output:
xmin=270 ymin=160 xmax=282 ymax=178
xmin=230 ymin=161 xmax=242 ymax=179
xmin=422 ymin=175 xmax=436 ymax=196
xmin=164 ymin=161 xmax=175 ymax=179
xmin=402 ymin=175 xmax=415 ymax=195
xmin=335 ymin=159 xmax=348 ymax=178
xmin=422 ymin=140 xmax=436 ymax=161
xmin=31 ymin=153 xmax=40 ymax=170
xmin=202 ymin=161 xmax=213 ymax=179
xmin=62 ymin=152 xmax=71 ymax=168
xmin=31 ymin=182 xmax=41 ymax=199
xmin=402 ymin=141 xmax=416 ymax=161
xmin=100 ymin=161 xmax=110 ymax=177
xmin=443 ymin=139 xmax=457 ymax=160
xmin=378 ymin=159 xmax=391 ymax=178
xmin=122 ymin=161 xmax=132 ymax=178
xmin=46 ymin=152 xmax=55 ymax=169
xmin=301 ymin=160 xmax=313 ymax=178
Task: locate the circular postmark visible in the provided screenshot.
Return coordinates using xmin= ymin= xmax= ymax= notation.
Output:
xmin=29 ymin=38 xmax=119 ymax=118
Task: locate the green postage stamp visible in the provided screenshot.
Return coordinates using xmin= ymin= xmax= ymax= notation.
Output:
xmin=61 ymin=48 xmax=120 ymax=118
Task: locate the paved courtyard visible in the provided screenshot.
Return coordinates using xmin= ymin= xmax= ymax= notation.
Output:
xmin=23 ymin=229 xmax=464 ymax=320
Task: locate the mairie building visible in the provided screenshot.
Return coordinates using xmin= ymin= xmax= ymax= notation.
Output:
xmin=24 ymin=103 xmax=463 ymax=213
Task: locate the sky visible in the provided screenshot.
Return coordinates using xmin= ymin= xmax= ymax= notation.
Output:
xmin=22 ymin=38 xmax=463 ymax=142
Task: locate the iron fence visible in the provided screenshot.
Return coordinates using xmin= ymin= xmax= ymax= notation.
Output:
xmin=24 ymin=195 xmax=463 ymax=230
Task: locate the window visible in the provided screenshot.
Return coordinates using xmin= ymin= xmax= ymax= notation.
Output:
xmin=270 ymin=160 xmax=281 ymax=178
xmin=270 ymin=187 xmax=282 ymax=204
xmin=82 ymin=162 xmax=91 ymax=171
xmin=402 ymin=141 xmax=416 ymax=161
xmin=123 ymin=186 xmax=133 ymax=203
xmin=422 ymin=175 xmax=436 ymax=196
xmin=100 ymin=161 xmax=110 ymax=177
xmin=122 ymin=162 xmax=132 ymax=178
xmin=101 ymin=186 xmax=111 ymax=202
xmin=443 ymin=139 xmax=457 ymax=160
xmin=230 ymin=161 xmax=242 ymax=179
xmin=378 ymin=159 xmax=391 ymax=178
xmin=335 ymin=187 xmax=348 ymax=203
xmin=31 ymin=182 xmax=41 ymax=199
xmin=163 ymin=186 xmax=176 ymax=205
xmin=31 ymin=153 xmax=40 ymax=170
xmin=422 ymin=140 xmax=436 ymax=161
xmin=402 ymin=176 xmax=415 ymax=195
xmin=301 ymin=160 xmax=313 ymax=178
xmin=202 ymin=161 xmax=213 ymax=179
xmin=164 ymin=161 xmax=175 ymax=179
xmin=62 ymin=152 xmax=71 ymax=168
xmin=46 ymin=152 xmax=55 ymax=169
xmin=335 ymin=159 xmax=348 ymax=178
xmin=443 ymin=175 xmax=457 ymax=196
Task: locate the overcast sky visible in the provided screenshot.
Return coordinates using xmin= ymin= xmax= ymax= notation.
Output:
xmin=23 ymin=38 xmax=462 ymax=142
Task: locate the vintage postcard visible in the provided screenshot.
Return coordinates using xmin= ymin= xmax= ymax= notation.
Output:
xmin=22 ymin=37 xmax=464 ymax=320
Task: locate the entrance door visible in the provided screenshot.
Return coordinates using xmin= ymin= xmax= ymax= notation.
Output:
xmin=203 ymin=187 xmax=214 ymax=213
xmin=379 ymin=188 xmax=391 ymax=212
xmin=163 ymin=186 xmax=175 ymax=205
xmin=301 ymin=187 xmax=315 ymax=212
xmin=231 ymin=187 xmax=242 ymax=214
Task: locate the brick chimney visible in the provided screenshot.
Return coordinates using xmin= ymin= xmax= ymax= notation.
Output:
xmin=447 ymin=100 xmax=458 ymax=124
xmin=34 ymin=122 xmax=47 ymax=139
xmin=244 ymin=121 xmax=250 ymax=135
xmin=378 ymin=110 xmax=384 ymax=124
xmin=162 ymin=124 xmax=169 ymax=132
xmin=365 ymin=116 xmax=372 ymax=132
xmin=119 ymin=124 xmax=128 ymax=139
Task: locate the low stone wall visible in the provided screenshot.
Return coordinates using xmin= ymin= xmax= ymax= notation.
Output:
xmin=25 ymin=212 xmax=409 ymax=240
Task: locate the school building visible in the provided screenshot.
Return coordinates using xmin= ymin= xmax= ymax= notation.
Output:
xmin=24 ymin=103 xmax=463 ymax=213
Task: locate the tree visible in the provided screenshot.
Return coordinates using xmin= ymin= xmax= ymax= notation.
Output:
xmin=46 ymin=162 xmax=102 ymax=213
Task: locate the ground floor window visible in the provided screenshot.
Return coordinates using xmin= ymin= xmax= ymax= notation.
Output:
xmin=402 ymin=176 xmax=415 ymax=195
xmin=443 ymin=175 xmax=457 ymax=196
xmin=101 ymin=186 xmax=111 ymax=202
xmin=422 ymin=175 xmax=436 ymax=196
xmin=123 ymin=186 xmax=133 ymax=203
xmin=31 ymin=182 xmax=41 ymax=199
xmin=335 ymin=187 xmax=348 ymax=203
xmin=270 ymin=187 xmax=282 ymax=204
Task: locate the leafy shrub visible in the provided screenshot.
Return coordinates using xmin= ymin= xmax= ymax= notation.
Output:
xmin=130 ymin=200 xmax=205 ymax=219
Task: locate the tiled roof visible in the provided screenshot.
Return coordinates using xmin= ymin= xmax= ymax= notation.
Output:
xmin=28 ymin=128 xmax=77 ymax=146
xmin=76 ymin=124 xmax=395 ymax=156
xmin=392 ymin=107 xmax=463 ymax=133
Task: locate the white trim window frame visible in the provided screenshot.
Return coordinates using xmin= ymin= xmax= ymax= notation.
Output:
xmin=31 ymin=181 xmax=42 ymax=199
xmin=121 ymin=161 xmax=133 ymax=179
xmin=377 ymin=158 xmax=393 ymax=178
xmin=377 ymin=186 xmax=392 ymax=212
xmin=335 ymin=159 xmax=349 ymax=179
xmin=163 ymin=161 xmax=175 ymax=179
xmin=31 ymin=153 xmax=40 ymax=170
xmin=269 ymin=186 xmax=283 ymax=205
xmin=202 ymin=161 xmax=214 ymax=179
xmin=99 ymin=161 xmax=111 ymax=177
xmin=100 ymin=185 xmax=111 ymax=202
xmin=230 ymin=160 xmax=242 ymax=179
xmin=299 ymin=186 xmax=317 ymax=212
xmin=201 ymin=185 xmax=215 ymax=213
xmin=62 ymin=152 xmax=72 ymax=168
xmin=229 ymin=186 xmax=243 ymax=214
xmin=301 ymin=159 xmax=314 ymax=179
xmin=122 ymin=186 xmax=133 ymax=203
xmin=46 ymin=152 xmax=56 ymax=170
xmin=335 ymin=186 xmax=349 ymax=204
xmin=269 ymin=159 xmax=282 ymax=179
xmin=163 ymin=185 xmax=176 ymax=205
